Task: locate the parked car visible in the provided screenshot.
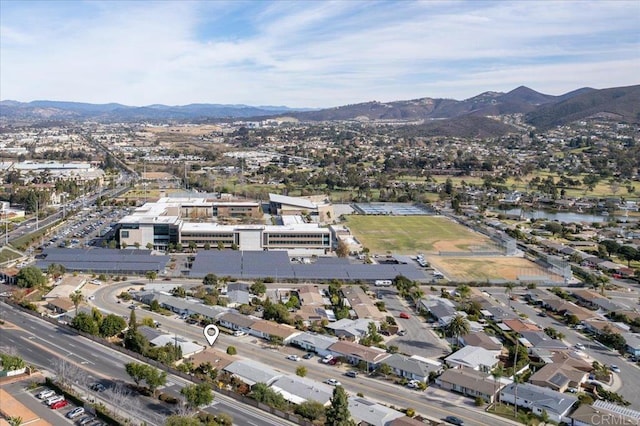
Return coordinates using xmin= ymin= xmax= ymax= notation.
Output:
xmin=286 ymin=355 xmax=300 ymax=361
xmin=399 ymin=312 xmax=410 ymax=319
xmin=345 ymin=371 xmax=358 ymax=378
xmin=398 ymin=329 xmax=407 ymax=336
xmin=322 ymin=355 xmax=334 ymax=364
xmin=407 ymin=380 xmax=421 ymax=389
xmin=575 ymin=343 xmax=586 ymax=350
xmin=325 ymin=378 xmax=342 ymax=386
xmin=90 ymin=383 xmax=106 ymax=392
xmin=37 ymin=389 xmax=55 ymax=399
xmin=610 ymin=364 xmax=621 ymax=373
xmin=233 ymin=330 xmax=246 ymax=337
xmin=302 ymin=353 xmax=314 ymax=359
xmin=66 ymin=407 xmax=85 ymax=419
xmin=50 ymin=400 xmax=69 ymax=410
xmin=444 ymin=415 xmax=465 ymax=426
xmin=327 ymin=358 xmax=339 ymax=365
xmin=45 ymin=395 xmax=64 ymax=406
xmin=538 ymin=311 xmax=547 ymax=317
xmin=77 ymin=416 xmax=94 ymax=426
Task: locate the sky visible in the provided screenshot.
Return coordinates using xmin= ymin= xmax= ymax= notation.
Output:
xmin=1 ymin=0 xmax=639 ymax=108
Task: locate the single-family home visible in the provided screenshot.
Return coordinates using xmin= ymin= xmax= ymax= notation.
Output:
xmin=444 ymin=345 xmax=500 ymax=373
xmin=47 ymin=297 xmax=75 ymax=314
xmin=458 ymin=332 xmax=503 ymax=351
xmin=437 ymin=368 xmax=503 ymax=403
xmin=382 ymin=354 xmax=442 ymax=383
xmin=326 ymin=318 xmax=377 ymax=341
xmin=623 ymin=332 xmax=640 ymax=357
xmin=502 ymin=318 xmax=541 ymax=333
xmin=149 ymin=334 xmax=205 ymax=358
xmin=269 ymin=375 xmax=333 ymax=406
xmin=248 ymin=320 xmax=301 ymax=344
xmin=568 ymin=400 xmax=640 ymax=426
xmin=519 ymin=331 xmax=568 ymax=350
xmin=226 ymin=283 xmax=250 ymax=306
xmin=348 ymin=397 xmax=405 ymax=426
xmin=342 ymin=285 xmax=386 ymax=321
xmin=499 ymin=383 xmax=577 ymax=423
xmin=223 ymin=360 xmax=282 ymax=387
xmin=289 ymin=332 xmax=339 ymax=357
xmin=327 ymin=341 xmax=391 ymax=371
xmin=528 ymin=363 xmax=588 ymax=393
xmin=420 ymin=297 xmax=459 ymax=326
xmin=218 ymin=312 xmax=257 ymax=331
xmin=187 ymin=348 xmax=235 ymax=371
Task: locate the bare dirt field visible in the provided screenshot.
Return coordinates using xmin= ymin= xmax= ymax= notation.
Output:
xmin=427 ymin=255 xmax=562 ymax=282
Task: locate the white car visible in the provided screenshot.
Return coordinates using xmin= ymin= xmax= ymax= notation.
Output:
xmin=610 ymin=365 xmax=621 ymax=373
xmin=286 ymin=355 xmax=300 ymax=361
xmin=575 ymin=343 xmax=586 ymax=350
xmin=407 ymin=380 xmax=421 ymax=389
xmin=45 ymin=395 xmax=64 ymax=406
xmin=37 ymin=389 xmax=55 ymax=399
xmin=325 ymin=378 xmax=342 ymax=386
xmin=233 ymin=330 xmax=246 ymax=337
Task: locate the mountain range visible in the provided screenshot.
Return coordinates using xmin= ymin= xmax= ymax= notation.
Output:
xmin=1 ymin=85 xmax=638 ymax=137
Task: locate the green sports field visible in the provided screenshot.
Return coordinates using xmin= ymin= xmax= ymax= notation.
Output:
xmin=345 ymin=215 xmax=494 ymax=255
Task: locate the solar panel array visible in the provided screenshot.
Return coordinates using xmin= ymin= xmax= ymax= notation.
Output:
xmin=35 ymin=248 xmax=170 ymax=273
xmin=353 ymin=203 xmax=432 ymax=215
xmin=190 ymin=251 xmax=427 ymax=281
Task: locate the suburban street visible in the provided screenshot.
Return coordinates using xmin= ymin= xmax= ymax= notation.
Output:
xmin=0 ymin=300 xmax=296 ymax=426
xmin=89 ymin=280 xmax=520 ymax=426
xmin=485 ymin=288 xmax=640 ymax=408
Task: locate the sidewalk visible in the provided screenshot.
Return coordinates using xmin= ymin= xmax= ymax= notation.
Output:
xmin=424 ymin=387 xmax=522 ymax=425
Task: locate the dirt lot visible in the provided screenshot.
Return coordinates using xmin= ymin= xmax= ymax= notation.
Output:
xmin=427 ymin=255 xmax=562 ymax=282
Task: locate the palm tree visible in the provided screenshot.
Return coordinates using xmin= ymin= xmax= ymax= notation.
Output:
xmin=491 ymin=365 xmax=504 ymax=407
xmin=7 ymin=417 xmax=23 ymax=426
xmin=446 ymin=314 xmax=470 ymax=346
xmin=69 ymin=291 xmax=83 ymax=315
xmin=505 ymin=282 xmax=515 ymax=308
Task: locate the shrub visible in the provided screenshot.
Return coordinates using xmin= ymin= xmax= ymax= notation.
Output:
xmin=226 ymin=346 xmax=237 ymax=355
xmin=474 ymin=396 xmax=484 ymax=407
xmin=406 ymin=408 xmax=416 ymax=417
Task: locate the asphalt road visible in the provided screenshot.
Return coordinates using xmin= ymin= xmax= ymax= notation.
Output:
xmin=378 ymin=289 xmax=450 ymax=359
xmin=485 ymin=289 xmax=640 ymax=409
xmin=0 ymin=301 xmax=294 ymax=426
xmin=91 ymin=280 xmax=520 ymax=426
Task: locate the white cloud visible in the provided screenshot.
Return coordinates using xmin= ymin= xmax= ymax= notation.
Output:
xmin=0 ymin=0 xmax=638 ymax=107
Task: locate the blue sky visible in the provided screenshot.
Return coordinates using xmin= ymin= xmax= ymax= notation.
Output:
xmin=1 ymin=0 xmax=638 ymax=108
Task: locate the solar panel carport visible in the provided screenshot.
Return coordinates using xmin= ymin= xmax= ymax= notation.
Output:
xmin=190 ymin=251 xmax=427 ymax=282
xmin=35 ymin=248 xmax=170 ymax=274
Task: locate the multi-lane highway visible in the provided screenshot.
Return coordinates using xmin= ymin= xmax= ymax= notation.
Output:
xmin=0 ymin=301 xmax=295 ymax=426
xmin=91 ymin=281 xmax=520 ymax=426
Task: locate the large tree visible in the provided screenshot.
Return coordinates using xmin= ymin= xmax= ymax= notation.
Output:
xmin=180 ymin=382 xmax=213 ymax=411
xmin=71 ymin=312 xmax=99 ymax=335
xmin=100 ymin=314 xmax=127 ymax=337
xmin=16 ymin=266 xmax=46 ymax=288
xmin=325 ymin=386 xmax=355 ymax=426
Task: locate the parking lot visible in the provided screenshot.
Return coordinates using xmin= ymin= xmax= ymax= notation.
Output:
xmin=0 ymin=380 xmax=108 ymax=426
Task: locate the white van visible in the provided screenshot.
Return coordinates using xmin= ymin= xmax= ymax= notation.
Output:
xmin=374 ymin=280 xmax=392 ymax=287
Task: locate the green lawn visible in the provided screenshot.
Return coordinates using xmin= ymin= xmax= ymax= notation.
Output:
xmin=345 ymin=215 xmax=488 ymax=255
xmin=0 ymin=246 xmax=22 ymax=263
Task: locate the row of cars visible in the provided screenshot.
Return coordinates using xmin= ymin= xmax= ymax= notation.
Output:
xmin=35 ymin=387 xmax=105 ymax=425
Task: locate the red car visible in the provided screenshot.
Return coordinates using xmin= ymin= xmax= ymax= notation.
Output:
xmin=399 ymin=312 xmax=410 ymax=319
xmin=50 ymin=400 xmax=69 ymax=410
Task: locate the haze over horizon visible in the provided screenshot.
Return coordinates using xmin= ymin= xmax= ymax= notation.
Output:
xmin=1 ymin=0 xmax=639 ymax=108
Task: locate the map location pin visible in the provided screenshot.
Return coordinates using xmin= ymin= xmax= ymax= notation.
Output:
xmin=203 ymin=324 xmax=220 ymax=346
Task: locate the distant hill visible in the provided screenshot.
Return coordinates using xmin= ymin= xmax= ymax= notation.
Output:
xmin=398 ymin=115 xmax=519 ymax=139
xmin=1 ymin=85 xmax=637 ymax=137
xmin=525 ymin=85 xmax=640 ymax=129
xmin=0 ymin=100 xmax=310 ymax=122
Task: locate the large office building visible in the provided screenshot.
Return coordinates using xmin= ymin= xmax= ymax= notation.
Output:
xmin=116 ymin=197 xmax=332 ymax=255
xmin=268 ymin=193 xmax=334 ymax=223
